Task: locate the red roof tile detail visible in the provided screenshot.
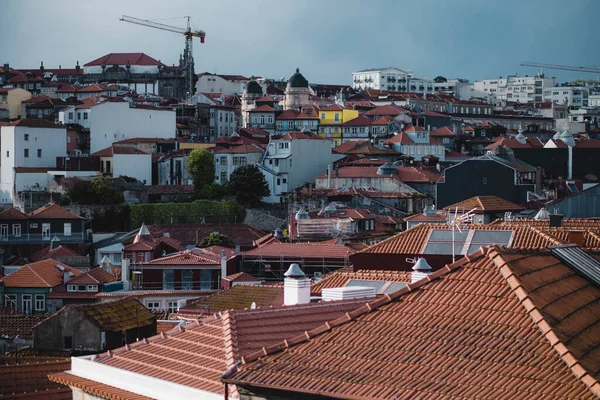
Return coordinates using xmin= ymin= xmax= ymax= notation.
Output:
xmin=28 ymin=203 xmax=84 ymax=220
xmin=362 ymin=104 xmax=409 ymax=117
xmin=75 ymin=297 xmax=155 ymax=331
xmin=67 ymin=267 xmax=117 ymax=285
xmin=445 ymin=195 xmax=525 ymax=212
xmin=90 ymin=146 xmax=148 ymax=157
xmin=430 ymin=125 xmax=454 ymax=137
xmin=0 ymin=314 xmax=47 ymax=340
xmin=243 ymin=242 xmax=355 ymax=258
xmin=142 ymin=250 xmax=220 ymax=266
xmin=0 ymin=207 xmax=28 ymax=220
xmin=1 ymin=259 xmax=81 ymax=288
xmin=1 ymin=360 xmax=72 ymax=399
xmin=29 ymin=245 xmax=81 ymax=262
xmin=180 ymin=285 xmax=284 ymax=315
xmin=226 ymin=247 xmax=600 ymax=399
xmin=49 ymin=372 xmax=153 ymax=400
xmin=311 ymin=268 xmax=411 ymax=294
xmin=223 ymin=272 xmax=260 ymax=283
xmin=248 ymin=104 xmax=275 ymax=113
xmin=84 ymin=53 xmax=163 ymax=67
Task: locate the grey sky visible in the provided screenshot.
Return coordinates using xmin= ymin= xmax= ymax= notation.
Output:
xmin=1 ymin=0 xmax=599 ymax=85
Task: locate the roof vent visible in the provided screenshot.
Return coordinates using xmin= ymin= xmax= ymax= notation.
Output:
xmin=295 ymin=207 xmax=310 ymax=221
xmin=284 ymin=263 xmax=305 ymax=278
xmin=411 ymin=258 xmax=432 ymax=283
xmin=533 ymin=207 xmax=550 ymax=220
xmin=377 ymin=162 xmax=397 ymax=175
xmin=322 ymin=286 xmax=376 ymax=301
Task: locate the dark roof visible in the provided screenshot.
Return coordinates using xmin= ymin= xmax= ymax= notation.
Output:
xmin=29 ymin=203 xmax=84 ymax=220
xmin=287 ymin=68 xmax=309 ymax=88
xmin=84 ymin=53 xmax=163 ymax=67
xmin=244 ymin=79 xmax=263 ymax=95
xmin=0 ymin=360 xmax=72 ymax=399
xmin=0 ymin=314 xmax=47 ymax=340
xmin=29 ymin=245 xmax=81 ymax=262
xmin=147 ymin=223 xmax=267 ymax=246
xmin=75 ymin=297 xmax=155 ymax=331
xmin=179 ymin=285 xmax=284 ymax=316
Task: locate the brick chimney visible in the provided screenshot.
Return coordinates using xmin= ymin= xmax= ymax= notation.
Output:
xmin=567 ymin=230 xmax=585 ymax=247
xmin=284 ymin=263 xmax=310 ymax=306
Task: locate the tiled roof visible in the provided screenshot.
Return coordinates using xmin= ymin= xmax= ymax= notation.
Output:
xmin=247 ymin=104 xmax=275 ymax=113
xmin=28 ymin=203 xmax=84 ymax=220
xmin=340 ymin=115 xmax=373 ymax=127
xmin=255 ymin=95 xmax=275 ymax=102
xmin=122 ymin=236 xmax=184 ymax=252
xmin=0 ymin=207 xmax=28 ymax=220
xmin=253 ymin=233 xmax=280 ymax=247
xmin=156 ymin=320 xmax=182 ymax=333
xmin=181 ymin=285 xmax=284 ymax=315
xmin=485 ymin=136 xmax=544 ymax=150
xmin=147 ymin=224 xmax=267 ymax=246
xmin=445 ymin=195 xmax=525 ymax=212
xmin=84 ymin=53 xmax=163 ymax=67
xmin=223 ymin=272 xmax=260 ymax=283
xmin=29 ymin=245 xmax=81 ymax=262
xmin=75 ymin=297 xmax=155 ymax=331
xmin=295 ymin=106 xmax=320 ymax=119
xmin=3 ymin=119 xmax=62 ymax=128
xmin=332 ymin=140 xmax=368 ymax=154
xmin=403 ymin=212 xmax=447 ymax=222
xmin=49 ymin=372 xmax=153 ymax=400
xmin=430 ymin=125 xmax=454 ymax=137
xmin=403 ymin=124 xmax=428 ymax=132
xmin=362 ymin=104 xmax=408 ymax=116
xmin=0 ymin=314 xmax=47 ymax=340
xmin=90 ymin=146 xmax=147 ymax=156
xmin=319 ymin=104 xmax=344 ymax=111
xmin=0 ymin=360 xmax=72 ymax=399
xmin=225 ymin=246 xmax=600 ymax=399
xmin=142 ymin=250 xmax=221 ymax=266
xmin=1 ymin=259 xmax=81 ymax=288
xmin=68 ymin=299 xmax=369 ymax=397
xmin=95 ymin=290 xmax=216 ymax=299
xmin=212 ymin=144 xmax=263 ymax=154
xmin=76 ymin=83 xmax=104 ymax=93
xmin=243 ymin=242 xmax=355 ymax=258
xmin=67 ymin=267 xmax=116 ymax=284
xmin=383 ymin=132 xmax=413 ymax=144
xmin=312 ymin=268 xmax=411 ymax=294
xmin=371 ymin=115 xmax=394 ymax=126
xmin=275 ymin=109 xmax=299 ymax=120
xmin=279 ymin=131 xmax=323 ymax=140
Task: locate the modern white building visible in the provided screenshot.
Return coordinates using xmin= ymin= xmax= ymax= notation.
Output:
xmin=258 ymin=131 xmax=343 ymax=203
xmin=432 ymin=79 xmax=475 ymax=100
xmin=543 ymin=86 xmax=589 ymax=107
xmin=213 ymin=144 xmax=264 ymax=184
xmin=473 ymin=75 xmax=556 ymax=103
xmin=0 ymin=120 xmax=67 ymax=205
xmin=88 ymin=100 xmax=175 ymax=153
xmin=352 ymin=67 xmax=434 ymax=94
xmin=196 ymin=72 xmax=249 ymax=96
xmin=90 ymin=146 xmax=152 ymax=185
xmin=589 ymin=94 xmax=600 ymax=108
xmin=58 ymin=102 xmax=94 ymax=130
xmin=210 ymin=105 xmax=237 ymax=139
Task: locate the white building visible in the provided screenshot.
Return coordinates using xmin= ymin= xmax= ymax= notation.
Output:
xmin=58 ymin=101 xmax=95 ymax=131
xmin=210 ymin=105 xmax=237 ymax=139
xmin=352 ymin=67 xmax=434 ymax=94
xmin=196 ymin=72 xmax=249 ymax=96
xmin=432 ymin=79 xmax=475 ymax=100
xmin=258 ymin=131 xmax=343 ymax=203
xmin=589 ymin=94 xmax=600 ymax=108
xmin=383 ymin=125 xmax=446 ymax=161
xmin=543 ymin=86 xmax=589 ymax=107
xmin=473 ymin=75 xmax=556 ymax=104
xmin=213 ymin=144 xmax=264 ymax=184
xmin=0 ymin=120 xmax=66 ymax=205
xmin=90 ymin=146 xmax=152 ymax=185
xmin=89 ymin=100 xmax=175 ymax=153
xmin=157 ymin=152 xmax=193 ymax=186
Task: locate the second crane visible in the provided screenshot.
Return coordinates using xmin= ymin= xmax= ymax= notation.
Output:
xmin=120 ymin=15 xmax=206 ymax=100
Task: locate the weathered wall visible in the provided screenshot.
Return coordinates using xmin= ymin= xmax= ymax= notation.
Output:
xmin=244 ymin=208 xmax=285 ymax=232
xmin=33 ymin=307 xmax=102 ymax=352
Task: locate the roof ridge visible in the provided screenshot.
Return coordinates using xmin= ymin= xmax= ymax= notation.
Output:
xmin=487 ymin=248 xmax=600 ymax=397
xmin=239 ymin=247 xmax=491 ymax=365
xmin=529 ymin=227 xmax=568 ymax=246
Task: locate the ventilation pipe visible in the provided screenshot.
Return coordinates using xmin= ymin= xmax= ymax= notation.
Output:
xmin=220 ymin=249 xmax=228 ymax=288
xmin=283 ymin=263 xmax=311 ymax=306
xmin=121 ymin=259 xmax=131 ymax=291
xmin=411 ymin=258 xmax=432 ymax=283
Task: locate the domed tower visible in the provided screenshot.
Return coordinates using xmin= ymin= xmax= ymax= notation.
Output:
xmin=241 ymin=76 xmax=263 ymax=127
xmin=284 ymin=68 xmax=310 ymax=111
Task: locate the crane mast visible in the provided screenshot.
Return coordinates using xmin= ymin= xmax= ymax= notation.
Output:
xmin=120 ymin=15 xmax=205 ymax=100
xmin=521 ymin=62 xmax=600 ymax=74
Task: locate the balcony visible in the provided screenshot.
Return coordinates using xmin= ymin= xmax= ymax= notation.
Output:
xmin=0 ymin=232 xmax=85 ymax=244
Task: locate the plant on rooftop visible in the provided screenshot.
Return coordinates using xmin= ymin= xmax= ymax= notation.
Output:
xmin=188 ymin=149 xmax=215 ymax=195
xmin=67 ymin=176 xmax=123 ymax=205
xmin=199 ymin=232 xmax=234 ymax=247
xmin=227 ymin=164 xmax=270 ymax=208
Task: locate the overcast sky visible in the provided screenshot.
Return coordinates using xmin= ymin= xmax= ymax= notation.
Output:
xmin=2 ymin=0 xmax=599 ymax=85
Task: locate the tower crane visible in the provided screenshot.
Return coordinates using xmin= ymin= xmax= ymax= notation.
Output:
xmin=120 ymin=15 xmax=205 ymax=100
xmin=521 ymin=62 xmax=600 ymax=74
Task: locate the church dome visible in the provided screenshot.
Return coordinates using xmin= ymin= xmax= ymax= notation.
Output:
xmin=287 ymin=68 xmax=309 ymax=88
xmin=244 ymin=77 xmax=263 ymax=95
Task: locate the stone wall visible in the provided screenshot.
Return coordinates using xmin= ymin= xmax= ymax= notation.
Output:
xmin=244 ymin=208 xmax=285 ymax=232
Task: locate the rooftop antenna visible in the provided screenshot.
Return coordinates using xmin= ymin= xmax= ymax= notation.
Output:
xmin=446 ymin=207 xmax=476 ymax=263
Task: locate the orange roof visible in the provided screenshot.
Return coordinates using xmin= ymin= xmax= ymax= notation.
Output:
xmin=383 ymin=132 xmax=413 ymax=144
xmin=84 ymin=53 xmax=163 ymax=67
xmin=444 ymin=195 xmax=525 ymax=212
xmin=1 ymin=259 xmax=81 ymax=288
xmin=223 ymin=272 xmax=260 ymax=283
xmin=243 ymin=242 xmax=355 ymax=258
xmin=0 ymin=207 xmax=28 ymax=220
xmin=1 ymin=360 xmax=72 ymax=399
xmin=49 ymin=372 xmax=153 ymax=400
xmin=362 ymin=104 xmax=408 ymax=117
xmin=67 ymin=267 xmax=116 ymax=284
xmin=28 ymin=203 xmax=84 ymax=220
xmin=74 ymin=297 xmax=155 ymax=331
xmin=311 ymin=268 xmax=411 ymax=294
xmin=225 ymin=246 xmax=600 ymax=399
xmin=142 ymin=250 xmax=221 ymax=266
xmin=29 ymin=245 xmax=81 ymax=262
xmin=77 ymin=83 xmax=104 ymax=93
xmin=430 ymin=125 xmax=454 ymax=137
xmin=248 ymin=104 xmax=275 ymax=113
xmin=90 ymin=146 xmax=147 ymax=157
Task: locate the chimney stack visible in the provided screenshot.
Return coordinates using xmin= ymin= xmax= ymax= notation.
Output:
xmin=100 ymin=255 xmax=112 ymax=274
xmin=549 ymin=214 xmax=564 ymax=228
xmin=121 ymin=259 xmax=131 ymax=290
xmin=411 ymin=258 xmax=432 ymax=283
xmin=220 ymin=250 xmax=228 ymax=288
xmin=50 ymin=235 xmax=61 ymax=250
xmin=284 ymin=263 xmax=310 ymax=306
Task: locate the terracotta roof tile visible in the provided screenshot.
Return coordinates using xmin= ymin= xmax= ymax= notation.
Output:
xmin=0 ymin=207 xmax=28 ymax=220
xmin=156 ymin=320 xmax=182 ymax=333
xmin=247 ymin=104 xmax=275 ymax=113
xmin=0 ymin=314 xmax=47 ymax=340
xmin=243 ymin=242 xmax=355 ymax=258
xmin=74 ymin=297 xmax=155 ymax=331
xmin=312 ymin=268 xmax=411 ymax=294
xmin=49 ymin=372 xmax=153 ymax=400
xmin=0 ymin=360 xmax=71 ymax=399
xmin=362 ymin=104 xmax=409 ymax=117
xmin=142 ymin=250 xmax=220 ymax=266
xmin=28 ymin=203 xmax=84 ymax=220
xmin=90 ymin=146 xmax=147 ymax=157
xmin=445 ymin=196 xmax=526 ymax=212
xmin=84 ymin=53 xmax=163 ymax=67
xmin=226 ymin=247 xmax=600 ymax=399
xmin=29 ymin=245 xmax=81 ymax=262
xmin=180 ymin=285 xmax=284 ymax=315
xmin=147 ymin=224 xmax=267 ymax=246
xmin=430 ymin=125 xmax=454 ymax=137
xmin=1 ymin=259 xmax=81 ymax=288
xmin=67 ymin=267 xmax=117 ymax=284
xmin=223 ymin=272 xmax=260 ymax=283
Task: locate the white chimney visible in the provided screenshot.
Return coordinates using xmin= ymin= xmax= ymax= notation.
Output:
xmin=327 ymin=165 xmax=331 ymax=189
xmin=63 ymin=270 xmax=73 ymax=284
xmin=411 ymin=258 xmax=432 ymax=283
xmin=284 ymin=263 xmax=311 ymax=306
xmin=100 ymin=255 xmax=112 ymax=274
xmin=220 ymin=250 xmax=228 ymax=286
xmin=121 ymin=259 xmax=131 ymax=291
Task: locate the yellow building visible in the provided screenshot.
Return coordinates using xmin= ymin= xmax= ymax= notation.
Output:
xmin=0 ymin=88 xmax=32 ymax=119
xmin=317 ymin=104 xmax=359 ymax=146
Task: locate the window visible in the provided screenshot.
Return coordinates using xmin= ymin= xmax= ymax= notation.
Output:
xmin=233 ymin=157 xmax=239 ymax=166
xmin=4 ymin=294 xmax=17 ymax=311
xmin=200 ymin=270 xmax=212 ymax=290
xmin=289 ymin=159 xmax=292 ymax=167
xmin=67 ymin=284 xmax=76 ymax=292
xmin=167 ymin=301 xmax=179 ymax=313
xmin=24 ymin=149 xmax=29 ymax=158
xmin=22 ymin=295 xmax=32 ymax=314
xmin=220 ymin=171 xmax=227 ymax=182
xmin=64 ymin=223 xmax=71 ymax=236
xmin=239 ymin=157 xmax=246 ymax=166
xmin=146 ymin=301 xmax=160 ymax=311
xmin=42 ymin=223 xmax=50 ymax=239
xmin=2 ymin=224 xmax=10 ymax=239
xmin=24 ymin=134 xmax=29 ymax=141
xmin=220 ymin=157 xmax=226 ymax=166
xmin=282 ymin=178 xmax=287 ymax=184
xmin=12 ymin=224 xmax=21 ymax=237
xmin=78 ymin=284 xmax=86 ymax=291
xmin=334 ymin=113 xmax=340 ymax=122
xmin=83 ymin=112 xmax=88 ymax=120
xmin=68 ymin=112 xmax=73 ymax=120
xmin=5 ymin=151 xmax=8 ymax=157
xmin=181 ymin=270 xmax=193 ymax=290
xmin=267 ymin=116 xmax=273 ymax=124
xmin=277 ymin=178 xmax=281 ymax=185
xmin=321 ymin=113 xmax=326 ymax=120
xmin=35 ymin=294 xmax=45 ymax=311
xmin=260 ymin=115 xmax=265 ymax=125
xmin=77 ymin=112 xmax=81 ymax=120
xmin=87 ymin=285 xmax=98 ymax=292
xmin=64 ymin=336 xmax=73 ymax=349
xmin=37 ymin=149 xmax=42 ymax=158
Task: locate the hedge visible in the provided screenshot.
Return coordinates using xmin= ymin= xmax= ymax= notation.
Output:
xmin=130 ymin=200 xmax=246 ymax=227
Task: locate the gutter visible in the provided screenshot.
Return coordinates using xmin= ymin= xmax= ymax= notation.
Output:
xmin=221 ymin=360 xmax=242 ymax=400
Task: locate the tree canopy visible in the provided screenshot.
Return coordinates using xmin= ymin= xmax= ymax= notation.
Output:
xmin=188 ymin=149 xmax=215 ymax=193
xmin=227 ymin=164 xmax=270 ymax=207
xmin=199 ymin=232 xmax=234 ymax=247
xmin=67 ymin=176 xmax=123 ymax=205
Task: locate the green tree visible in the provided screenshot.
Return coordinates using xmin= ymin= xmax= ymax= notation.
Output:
xmin=90 ymin=176 xmax=123 ymax=204
xmin=198 ymin=182 xmax=230 ymax=200
xmin=188 ymin=149 xmax=215 ymax=194
xmin=199 ymin=232 xmax=233 ymax=247
xmin=227 ymin=164 xmax=270 ymax=207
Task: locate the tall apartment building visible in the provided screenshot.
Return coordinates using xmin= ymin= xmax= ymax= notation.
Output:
xmin=543 ymin=86 xmax=589 ymax=107
xmin=473 ymin=75 xmax=556 ymax=103
xmin=352 ymin=68 xmax=433 ymax=94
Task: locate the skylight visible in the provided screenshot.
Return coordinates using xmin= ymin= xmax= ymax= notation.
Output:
xmin=422 ymin=229 xmax=514 ymax=255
